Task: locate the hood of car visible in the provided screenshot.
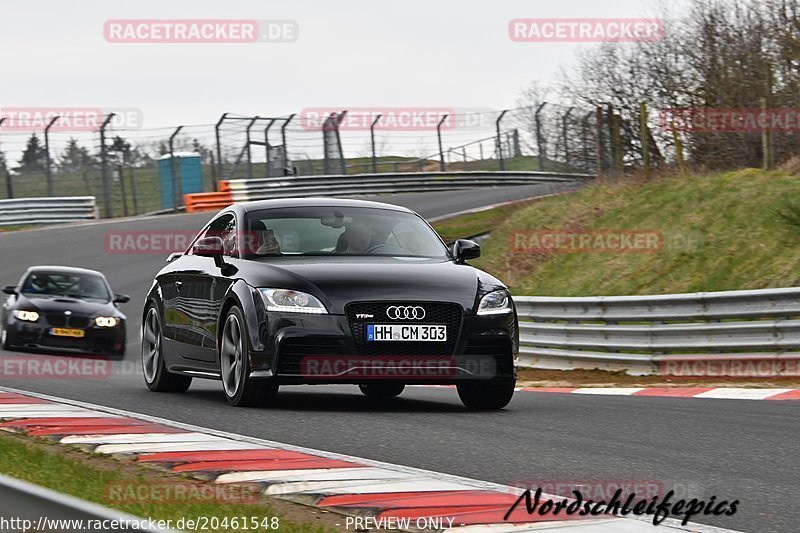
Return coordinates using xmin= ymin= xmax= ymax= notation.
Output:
xmin=231 ymin=256 xmax=506 ymax=314
xmin=12 ymin=294 xmax=123 ymax=317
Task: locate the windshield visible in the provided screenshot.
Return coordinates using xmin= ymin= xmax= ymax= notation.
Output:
xmin=20 ymin=272 xmax=111 ymax=302
xmin=242 ymin=206 xmax=450 ymax=259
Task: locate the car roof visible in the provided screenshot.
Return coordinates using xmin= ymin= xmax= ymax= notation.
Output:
xmin=25 ymin=265 xmax=106 ymax=278
xmin=236 ymin=197 xmax=414 ymax=214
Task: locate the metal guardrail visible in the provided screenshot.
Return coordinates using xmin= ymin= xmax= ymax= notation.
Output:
xmin=0 ymin=473 xmax=177 ymax=532
xmin=513 ymin=288 xmax=800 ymax=374
xmin=225 ymin=170 xmax=594 ymax=202
xmin=0 ymin=196 xmax=98 ymax=226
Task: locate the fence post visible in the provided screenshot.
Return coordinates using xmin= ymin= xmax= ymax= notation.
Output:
xmin=281 ymin=114 xmax=295 ymax=171
xmin=581 ymin=111 xmax=591 ymax=171
xmin=613 ymin=111 xmax=624 ymax=176
xmin=117 ymin=164 xmax=128 ymax=217
xmin=99 ymin=113 xmax=115 ymax=218
xmin=437 ymin=114 xmax=449 ymax=172
xmin=370 ymin=114 xmax=382 ymax=173
xmin=562 ymin=107 xmax=574 ymax=167
xmin=535 ymin=102 xmax=547 ymax=170
xmin=128 ymin=162 xmax=138 ymax=215
xmin=246 ymin=116 xmax=259 ymax=179
xmin=168 ymin=125 xmax=184 ymax=211
xmin=670 ymin=123 xmax=686 ymax=174
xmin=761 ymin=97 xmax=771 ymax=171
xmin=215 ymin=113 xmax=228 ymax=183
xmin=264 ymin=118 xmax=276 ymax=178
xmin=639 ymin=101 xmax=651 ymax=179
xmin=595 ymin=106 xmax=605 ymax=175
xmin=0 ymin=118 xmax=9 ymax=199
xmin=495 ymin=110 xmax=508 ymax=170
xmin=462 ymin=147 xmax=468 ymax=170
xmin=44 ymin=116 xmax=59 ymax=196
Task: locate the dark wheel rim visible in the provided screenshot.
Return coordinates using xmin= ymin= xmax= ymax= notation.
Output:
xmin=142 ymin=308 xmax=161 ymax=383
xmin=221 ymin=314 xmax=243 ymax=397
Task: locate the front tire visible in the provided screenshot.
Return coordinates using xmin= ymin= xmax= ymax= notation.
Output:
xmin=359 ymin=383 xmax=405 ymax=398
xmin=457 ymin=379 xmax=516 ymax=410
xmin=142 ymin=305 xmax=192 ymax=393
xmin=1 ymin=326 xmax=12 ymax=351
xmin=220 ymin=306 xmax=279 ymax=407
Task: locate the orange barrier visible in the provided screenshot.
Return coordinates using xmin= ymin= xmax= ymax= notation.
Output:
xmin=218 ymin=180 xmax=231 ymax=192
xmin=184 ymin=191 xmax=233 ymax=213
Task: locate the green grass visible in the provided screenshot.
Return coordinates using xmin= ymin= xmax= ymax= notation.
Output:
xmin=471 ymin=169 xmax=800 ymax=296
xmin=0 ymin=432 xmax=336 ymax=533
xmin=432 ymin=198 xmax=542 ymax=243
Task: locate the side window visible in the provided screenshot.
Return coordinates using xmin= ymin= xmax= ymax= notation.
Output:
xmin=189 ymin=214 xmax=236 ymax=256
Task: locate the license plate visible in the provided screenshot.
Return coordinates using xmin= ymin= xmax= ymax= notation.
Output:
xmin=49 ymin=328 xmax=85 ymax=338
xmin=367 ymin=324 xmax=447 ymax=342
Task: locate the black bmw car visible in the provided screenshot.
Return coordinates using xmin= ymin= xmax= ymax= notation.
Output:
xmin=2 ymin=266 xmax=129 ymax=355
xmin=142 ymin=198 xmax=518 ymax=409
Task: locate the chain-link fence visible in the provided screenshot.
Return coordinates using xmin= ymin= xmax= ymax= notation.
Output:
xmin=1 ymin=104 xmax=704 ymax=219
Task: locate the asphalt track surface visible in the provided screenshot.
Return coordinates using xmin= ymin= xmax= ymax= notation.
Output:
xmin=0 ymin=183 xmax=796 ymax=533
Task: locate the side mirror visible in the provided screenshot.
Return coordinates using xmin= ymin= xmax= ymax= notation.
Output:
xmin=2 ymin=285 xmax=17 ymax=295
xmin=192 ymin=236 xmax=225 ymax=257
xmin=113 ymin=293 xmax=130 ymax=304
xmin=453 ymin=239 xmax=481 ymax=263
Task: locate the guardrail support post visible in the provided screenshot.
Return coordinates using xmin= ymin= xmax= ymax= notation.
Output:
xmin=214 ymin=113 xmax=228 ymax=190
xmin=371 ymin=114 xmax=382 ymax=173
xmin=169 ymin=125 xmax=184 ymax=211
xmin=99 ymin=113 xmax=115 ymax=218
xmin=535 ymin=103 xmax=547 ymax=171
xmin=437 ymin=114 xmax=449 ymax=172
xmin=495 ymin=110 xmax=508 ymax=171
xmin=246 ymin=116 xmax=259 ymax=179
xmin=281 ymin=114 xmax=295 ymax=172
xmin=264 ymin=118 xmax=276 ymax=178
xmin=44 ymin=116 xmax=59 ymax=196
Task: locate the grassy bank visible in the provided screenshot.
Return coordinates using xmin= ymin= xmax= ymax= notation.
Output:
xmin=453 ymin=169 xmax=800 ymax=296
xmin=0 ymin=431 xmax=338 ymax=533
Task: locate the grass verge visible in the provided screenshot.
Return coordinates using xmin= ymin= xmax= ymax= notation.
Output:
xmin=470 ymin=169 xmax=800 ymax=295
xmin=0 ymin=430 xmax=341 ymax=533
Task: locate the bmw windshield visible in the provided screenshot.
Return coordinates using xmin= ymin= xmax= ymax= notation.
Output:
xmin=20 ymin=272 xmax=111 ymax=302
xmin=242 ymin=207 xmax=450 ymax=259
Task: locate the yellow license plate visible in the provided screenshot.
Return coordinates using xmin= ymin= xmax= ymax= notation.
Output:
xmin=50 ymin=328 xmax=85 ymax=338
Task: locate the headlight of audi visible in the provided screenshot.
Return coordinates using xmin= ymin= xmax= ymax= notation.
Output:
xmin=477 ymin=290 xmax=513 ymax=315
xmin=13 ymin=310 xmax=39 ymax=322
xmin=258 ymin=288 xmax=328 ymax=314
xmin=94 ymin=316 xmax=120 ymax=327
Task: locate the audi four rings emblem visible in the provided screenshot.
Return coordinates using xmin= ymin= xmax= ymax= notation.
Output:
xmin=386 ymin=306 xmax=426 ymax=320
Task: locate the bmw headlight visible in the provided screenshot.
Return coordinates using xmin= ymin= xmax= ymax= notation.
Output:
xmin=477 ymin=290 xmax=513 ymax=315
xmin=95 ymin=316 xmax=120 ymax=327
xmin=258 ymin=288 xmax=327 ymax=314
xmin=13 ymin=310 xmax=39 ymax=322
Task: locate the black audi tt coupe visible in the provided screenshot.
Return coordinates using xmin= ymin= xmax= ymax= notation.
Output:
xmin=2 ymin=266 xmax=129 ymax=355
xmin=142 ymin=198 xmax=519 ymax=409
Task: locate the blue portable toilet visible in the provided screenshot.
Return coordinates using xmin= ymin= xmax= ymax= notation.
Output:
xmin=158 ymin=152 xmax=204 ymax=209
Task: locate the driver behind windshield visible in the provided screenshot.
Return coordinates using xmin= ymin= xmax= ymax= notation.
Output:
xmin=344 ymin=217 xmax=374 ymax=253
xmin=28 ymin=274 xmax=51 ymax=293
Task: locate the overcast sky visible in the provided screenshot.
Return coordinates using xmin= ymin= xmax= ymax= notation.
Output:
xmin=0 ymin=0 xmax=681 ymax=130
